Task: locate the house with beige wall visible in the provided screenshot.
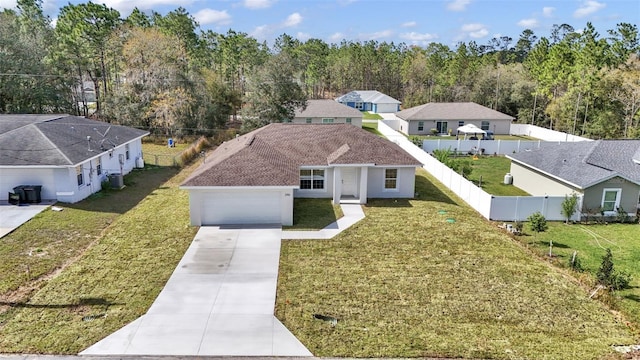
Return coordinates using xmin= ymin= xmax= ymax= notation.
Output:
xmin=292 ymin=99 xmax=363 ymax=127
xmin=507 ymin=140 xmax=640 ymax=218
xmin=395 ymin=102 xmax=514 ymax=136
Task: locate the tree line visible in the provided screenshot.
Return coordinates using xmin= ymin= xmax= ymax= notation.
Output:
xmin=1 ymin=0 xmax=638 ymax=138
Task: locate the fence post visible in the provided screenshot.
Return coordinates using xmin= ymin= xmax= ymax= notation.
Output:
xmin=154 ymin=155 xmax=158 ymax=165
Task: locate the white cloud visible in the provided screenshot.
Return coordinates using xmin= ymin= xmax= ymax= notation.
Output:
xmin=517 ymin=18 xmax=539 ymax=28
xmin=283 ymin=12 xmax=302 ymax=27
xmin=296 ymin=32 xmax=310 ymax=41
xmin=0 ymin=0 xmax=16 ymax=9
xmin=542 ymin=6 xmax=555 ymax=17
xmin=337 ymin=0 xmax=357 ymax=5
xmin=243 ymin=0 xmax=274 ymax=10
xmin=250 ymin=24 xmax=270 ymax=40
xmin=401 ymin=21 xmax=417 ymax=28
xmin=461 ymin=23 xmax=488 ymax=38
xmin=100 ymin=0 xmax=194 ymax=15
xmin=447 ymin=0 xmax=471 ymax=11
xmin=574 ymin=0 xmax=605 ymax=18
xmin=365 ymin=29 xmax=393 ymax=40
xmin=400 ymin=31 xmax=438 ymax=45
xmin=194 ymin=9 xmax=231 ymax=25
xmin=329 ymin=32 xmax=345 ymax=42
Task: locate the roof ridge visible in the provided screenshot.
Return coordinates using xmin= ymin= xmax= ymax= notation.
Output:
xmin=34 ymin=123 xmax=74 ymax=165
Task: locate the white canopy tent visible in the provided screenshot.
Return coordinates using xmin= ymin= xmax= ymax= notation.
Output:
xmin=456 ymin=124 xmax=486 ymax=140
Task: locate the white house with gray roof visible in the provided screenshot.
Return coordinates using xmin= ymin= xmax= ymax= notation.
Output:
xmin=336 ymin=90 xmax=401 ymax=113
xmin=507 ymin=140 xmax=640 ymax=217
xmin=0 ymin=115 xmax=148 ymax=203
xmin=395 ymin=102 xmax=514 ymax=136
xmin=293 ymin=99 xmax=363 ymax=127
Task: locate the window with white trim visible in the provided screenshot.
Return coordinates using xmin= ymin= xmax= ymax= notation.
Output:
xmin=306 ymin=118 xmax=312 ymax=124
xmin=300 ymin=169 xmax=325 ymax=190
xmin=96 ymin=157 xmax=102 ymax=176
xmin=322 ymin=118 xmax=334 ymax=124
xmin=346 ymin=118 xmax=352 ymax=124
xmin=384 ymin=169 xmax=398 ymax=190
xmin=481 ymin=121 xmax=490 ymax=131
xmin=418 ymin=121 xmax=424 ymax=131
xmin=125 ymin=143 xmax=130 ymax=160
xmin=601 ymin=188 xmax=621 ymax=213
xmin=458 ymin=121 xmax=464 ymax=127
xmin=76 ymin=165 xmax=84 ymax=186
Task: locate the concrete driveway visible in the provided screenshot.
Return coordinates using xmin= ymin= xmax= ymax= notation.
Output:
xmin=81 ymin=225 xmax=312 ymax=356
xmin=0 ymin=201 xmax=55 ymax=238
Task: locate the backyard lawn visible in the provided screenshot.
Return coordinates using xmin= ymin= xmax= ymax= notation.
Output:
xmin=515 ymin=222 xmax=640 ymax=332
xmin=362 ymin=112 xmax=382 ymax=120
xmin=362 ymin=121 xmax=384 ymax=137
xmin=276 ymin=169 xmax=635 ymax=359
xmin=141 ymin=142 xmax=188 ymax=166
xmin=465 ymin=155 xmax=530 ymax=196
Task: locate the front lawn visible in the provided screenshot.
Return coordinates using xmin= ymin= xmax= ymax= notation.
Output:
xmin=276 ymin=169 xmax=635 ymax=359
xmin=284 ymin=198 xmax=343 ymax=230
xmin=515 ymin=222 xmax=640 ymax=331
xmin=362 ymin=112 xmax=382 ymax=120
xmin=465 ymin=155 xmax=530 ymax=196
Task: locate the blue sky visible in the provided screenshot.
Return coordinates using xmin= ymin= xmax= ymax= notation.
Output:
xmin=1 ymin=0 xmax=638 ymax=47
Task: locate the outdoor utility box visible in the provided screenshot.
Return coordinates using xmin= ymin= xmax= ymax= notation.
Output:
xmin=109 ymin=173 xmax=124 ymax=189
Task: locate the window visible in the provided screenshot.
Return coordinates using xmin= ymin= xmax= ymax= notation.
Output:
xmin=384 ymin=169 xmax=398 ymax=190
xmin=355 ymin=102 xmax=364 ymax=110
xmin=96 ymin=158 xmax=102 ymax=176
xmin=458 ymin=121 xmax=465 ymax=127
xmin=481 ymin=121 xmax=490 ymax=131
xmin=125 ymin=143 xmax=130 ymax=160
xmin=346 ymin=118 xmax=352 ymax=124
xmin=601 ymin=189 xmax=621 ymax=213
xmin=76 ymin=165 xmax=84 ymax=186
xmin=436 ymin=121 xmax=448 ymax=134
xmin=322 ymin=118 xmax=334 ymax=124
xmin=418 ymin=121 xmax=424 ymax=131
xmin=305 ymin=118 xmax=312 ymax=124
xmin=283 ymin=118 xmax=292 ymax=123
xmin=300 ymin=169 xmax=325 ymax=190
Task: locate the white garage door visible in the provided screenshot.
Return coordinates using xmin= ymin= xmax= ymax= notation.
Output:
xmin=201 ymin=191 xmax=282 ymax=225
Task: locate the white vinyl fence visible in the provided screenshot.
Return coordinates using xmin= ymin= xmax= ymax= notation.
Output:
xmin=421 ymin=139 xmax=553 ymax=155
xmin=510 ymin=124 xmax=592 ymax=142
xmin=376 ymin=121 xmax=582 ymax=222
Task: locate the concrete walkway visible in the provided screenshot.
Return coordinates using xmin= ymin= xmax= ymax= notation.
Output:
xmin=282 ymin=203 xmax=365 ymax=239
xmin=81 ymin=226 xmax=312 ymax=356
xmin=0 ymin=201 xmax=55 ymax=239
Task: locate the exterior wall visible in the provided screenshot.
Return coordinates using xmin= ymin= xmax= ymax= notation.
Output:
xmin=367 ymin=167 xmax=416 ymax=198
xmin=510 ymin=162 xmax=580 ymax=196
xmin=584 ymin=177 xmax=639 ymax=215
xmin=1 ymin=138 xmax=144 ymax=204
xmin=292 ymin=116 xmax=363 ymax=127
xmin=406 ymin=119 xmax=511 ymax=135
xmin=293 ymin=167 xmax=335 ymax=199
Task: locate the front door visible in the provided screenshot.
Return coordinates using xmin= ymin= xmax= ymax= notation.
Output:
xmin=341 ymin=168 xmax=358 ymax=197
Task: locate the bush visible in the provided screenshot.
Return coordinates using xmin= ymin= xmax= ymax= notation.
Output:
xmin=561 ymin=193 xmax=579 ymax=224
xmin=409 ymin=136 xmax=423 ymax=147
xmin=527 ymin=211 xmax=548 ymax=234
xmin=597 ymin=248 xmax=632 ymax=290
xmin=430 ymin=128 xmax=438 ymax=136
xmin=616 ymin=207 xmax=629 ymax=223
xmin=179 ymin=136 xmax=212 ymax=166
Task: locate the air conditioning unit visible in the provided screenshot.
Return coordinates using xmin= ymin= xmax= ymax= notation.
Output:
xmin=109 ymin=173 xmax=124 ymax=189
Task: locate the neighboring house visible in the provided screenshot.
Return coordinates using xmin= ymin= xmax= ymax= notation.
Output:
xmin=395 ymin=102 xmax=514 ymax=136
xmin=292 ymin=99 xmax=363 ymax=127
xmin=0 ymin=114 xmax=148 ymax=203
xmin=181 ymin=123 xmax=421 ymax=226
xmin=336 ymin=90 xmax=401 ymax=113
xmin=507 ymin=140 xmax=640 ymax=217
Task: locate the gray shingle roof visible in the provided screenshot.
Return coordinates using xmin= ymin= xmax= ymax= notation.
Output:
xmin=294 ymin=99 xmax=362 ymax=118
xmin=396 ymin=102 xmax=514 ymax=121
xmin=0 ymin=115 xmax=149 ymax=166
xmin=507 ymin=140 xmax=640 ymax=188
xmin=182 ymin=123 xmax=421 ymax=187
xmin=336 ymin=90 xmax=401 ymax=104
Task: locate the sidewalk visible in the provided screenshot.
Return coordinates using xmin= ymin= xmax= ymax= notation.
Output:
xmin=282 ymin=203 xmax=365 ymax=240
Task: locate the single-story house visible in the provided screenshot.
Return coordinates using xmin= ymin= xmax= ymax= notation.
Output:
xmin=181 ymin=123 xmax=421 ymax=226
xmin=507 ymin=140 xmax=640 ymax=217
xmin=336 ymin=90 xmax=401 ymax=113
xmin=292 ymin=99 xmax=363 ymax=127
xmin=0 ymin=114 xmax=148 ymax=203
xmin=395 ymin=102 xmax=514 ymax=136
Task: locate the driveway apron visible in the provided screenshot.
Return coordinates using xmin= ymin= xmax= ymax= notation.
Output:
xmin=81 ymin=225 xmax=312 ymax=356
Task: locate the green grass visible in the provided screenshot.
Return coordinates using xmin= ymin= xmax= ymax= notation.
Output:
xmin=464 ymin=155 xmax=530 ymax=196
xmin=0 ymin=164 xmax=196 ymax=354
xmin=362 ymin=121 xmax=384 ymax=137
xmin=284 ymin=198 xmax=344 ymax=230
xmin=275 ymin=169 xmax=635 ymax=359
xmin=515 ymin=222 xmax=640 ymax=332
xmin=142 ymin=142 xmax=189 ymax=166
xmin=362 ymin=112 xmax=382 ymax=120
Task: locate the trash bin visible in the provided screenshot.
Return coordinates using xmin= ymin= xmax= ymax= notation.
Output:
xmin=23 ymin=185 xmax=42 ymax=203
xmin=8 ymin=192 xmax=20 ymax=205
xmin=12 ymin=186 xmax=26 ymax=204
